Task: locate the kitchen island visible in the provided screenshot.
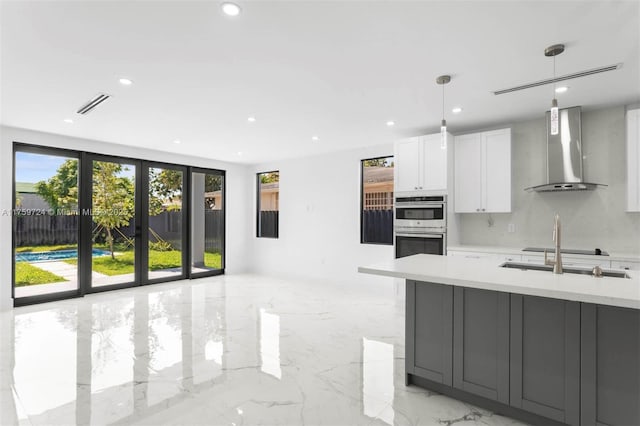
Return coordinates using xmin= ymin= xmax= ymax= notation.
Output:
xmin=359 ymin=254 xmax=640 ymax=426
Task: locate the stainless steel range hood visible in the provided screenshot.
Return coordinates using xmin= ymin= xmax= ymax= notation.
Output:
xmin=525 ymin=106 xmax=606 ymax=192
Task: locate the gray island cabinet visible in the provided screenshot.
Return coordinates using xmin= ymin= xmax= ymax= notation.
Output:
xmin=406 ymin=280 xmax=639 ymax=426
xmin=359 ymin=254 xmax=640 ymax=426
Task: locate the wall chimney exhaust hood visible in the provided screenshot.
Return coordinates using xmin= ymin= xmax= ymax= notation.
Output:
xmin=525 ymin=106 xmax=606 ymax=192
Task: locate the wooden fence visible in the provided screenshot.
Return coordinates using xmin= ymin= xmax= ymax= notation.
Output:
xmin=14 ymin=215 xmax=79 ymax=246
xmin=362 ymin=209 xmax=393 ymax=244
xmin=259 ymin=211 xmax=279 ymax=238
xmin=14 ymin=210 xmax=224 ymax=254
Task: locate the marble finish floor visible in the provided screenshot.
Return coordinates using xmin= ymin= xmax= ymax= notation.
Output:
xmin=0 ymin=274 xmax=528 ymax=425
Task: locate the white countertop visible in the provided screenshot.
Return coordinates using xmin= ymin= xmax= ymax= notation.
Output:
xmin=447 ymin=245 xmax=640 ymax=262
xmin=358 ymin=254 xmax=640 ymax=309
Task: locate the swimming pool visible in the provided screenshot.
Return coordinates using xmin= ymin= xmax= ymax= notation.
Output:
xmin=15 ymin=249 xmax=110 ymax=263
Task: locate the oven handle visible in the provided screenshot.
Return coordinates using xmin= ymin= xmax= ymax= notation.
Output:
xmin=395 ymin=233 xmax=444 ymax=239
xmin=395 ymin=203 xmax=445 ymax=209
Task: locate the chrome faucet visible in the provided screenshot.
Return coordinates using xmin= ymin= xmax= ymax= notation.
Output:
xmin=544 ymin=213 xmax=563 ymax=274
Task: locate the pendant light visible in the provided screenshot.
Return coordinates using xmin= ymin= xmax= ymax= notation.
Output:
xmin=436 ymin=75 xmax=451 ymax=149
xmin=545 ymin=44 xmax=565 ymax=135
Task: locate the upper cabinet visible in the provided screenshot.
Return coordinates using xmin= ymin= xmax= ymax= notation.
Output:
xmin=454 ymin=128 xmax=511 ymax=213
xmin=627 ymin=108 xmax=640 ymax=212
xmin=394 ymin=133 xmax=448 ymax=194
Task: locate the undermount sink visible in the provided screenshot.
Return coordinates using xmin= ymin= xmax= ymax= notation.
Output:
xmin=500 ymin=262 xmax=630 ymax=279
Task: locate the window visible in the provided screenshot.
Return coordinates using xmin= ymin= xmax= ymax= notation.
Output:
xmin=361 ymin=156 xmax=394 ymax=244
xmin=257 ymin=171 xmax=279 ymax=238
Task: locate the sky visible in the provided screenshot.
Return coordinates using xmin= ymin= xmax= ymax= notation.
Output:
xmin=15 ymin=152 xmax=70 ymax=183
xmin=15 ymin=152 xmax=135 ymax=184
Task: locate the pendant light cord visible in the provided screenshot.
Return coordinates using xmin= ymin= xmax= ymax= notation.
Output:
xmin=441 ymin=82 xmax=445 ymax=121
xmin=553 ymin=55 xmax=556 ymax=95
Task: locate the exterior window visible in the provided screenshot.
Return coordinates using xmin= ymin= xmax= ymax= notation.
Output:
xmin=257 ymin=171 xmax=279 ymax=238
xmin=361 ymin=157 xmax=394 ymax=244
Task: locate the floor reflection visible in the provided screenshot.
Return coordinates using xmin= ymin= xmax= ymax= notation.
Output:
xmin=362 ymin=337 xmax=395 ymax=425
xmin=259 ymin=308 xmax=281 ymax=380
xmin=7 ymin=280 xmax=228 ymax=425
xmin=13 ymin=309 xmax=78 ymax=420
xmin=3 ymin=275 xmax=526 ymax=426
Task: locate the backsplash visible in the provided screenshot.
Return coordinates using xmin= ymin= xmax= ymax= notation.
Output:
xmin=458 ymin=105 xmax=640 ymax=255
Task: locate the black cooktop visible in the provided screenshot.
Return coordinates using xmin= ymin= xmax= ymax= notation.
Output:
xmin=523 ymin=247 xmax=609 ymax=256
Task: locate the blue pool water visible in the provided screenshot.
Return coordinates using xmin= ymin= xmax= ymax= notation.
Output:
xmin=15 ymin=249 xmax=110 ymax=263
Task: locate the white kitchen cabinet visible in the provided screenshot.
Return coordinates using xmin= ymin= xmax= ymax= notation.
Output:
xmin=447 ymin=250 xmax=494 ymax=259
xmin=394 ymin=133 xmax=448 ymax=194
xmin=523 ymin=254 xmax=610 ymax=268
xmin=611 ymin=260 xmax=640 ymax=271
xmin=522 ymin=254 xmax=544 ymax=264
xmin=453 ymin=133 xmax=482 ymax=212
xmin=454 ymin=128 xmax=511 ymax=213
xmin=627 ymin=108 xmax=640 ymax=212
xmin=448 ymin=250 xmax=521 ymax=263
xmin=395 ymin=137 xmax=422 ymax=193
xmin=561 ymin=256 xmax=610 ymax=268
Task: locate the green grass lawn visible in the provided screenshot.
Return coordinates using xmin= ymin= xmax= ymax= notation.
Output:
xmin=64 ymin=250 xmax=222 ymax=276
xmin=15 ymin=263 xmax=67 ymax=286
xmin=16 ymin=243 xmax=221 ymax=278
xmin=203 ymin=252 xmax=222 ymax=270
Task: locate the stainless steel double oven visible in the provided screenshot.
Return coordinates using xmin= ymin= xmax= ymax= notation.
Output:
xmin=394 ymin=195 xmax=446 ymax=258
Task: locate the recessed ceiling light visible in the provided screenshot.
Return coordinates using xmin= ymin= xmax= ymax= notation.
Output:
xmin=237 ymin=151 xmax=243 ymax=156
xmin=119 ymin=78 xmax=133 ymax=86
xmin=555 ymin=86 xmax=569 ymax=93
xmin=386 ymin=121 xmax=395 ymax=127
xmin=63 ymin=118 xmax=73 ymax=124
xmin=452 ymin=107 xmax=463 ymax=114
xmin=247 ymin=116 xmax=256 ymax=122
xmin=221 ymin=2 xmax=241 ymax=16
xmin=173 ymin=139 xmax=181 ymax=144
xmin=311 ymin=135 xmax=319 ymax=141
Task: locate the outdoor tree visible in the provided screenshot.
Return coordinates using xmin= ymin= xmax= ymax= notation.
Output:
xmin=205 ymin=174 xmax=222 ymax=192
xmin=149 ymin=168 xmax=183 ymax=214
xmin=260 ymin=172 xmax=279 ymax=184
xmin=35 ymin=159 xmax=79 ymax=211
xmin=92 ymin=161 xmax=135 ymax=259
xmin=363 ymin=158 xmax=394 ymax=168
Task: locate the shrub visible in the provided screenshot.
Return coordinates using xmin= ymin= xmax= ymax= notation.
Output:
xmin=149 ymin=240 xmax=173 ymax=252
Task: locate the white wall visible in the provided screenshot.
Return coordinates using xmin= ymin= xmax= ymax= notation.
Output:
xmin=0 ymin=126 xmax=253 ymax=311
xmin=457 ymin=105 xmax=640 ymax=255
xmin=249 ymin=144 xmax=397 ymax=295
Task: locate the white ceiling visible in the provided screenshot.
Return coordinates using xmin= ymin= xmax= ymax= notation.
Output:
xmin=1 ymin=1 xmax=639 ymax=164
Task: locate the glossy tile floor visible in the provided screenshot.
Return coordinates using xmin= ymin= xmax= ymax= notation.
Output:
xmin=0 ymin=274 xmax=527 ymax=425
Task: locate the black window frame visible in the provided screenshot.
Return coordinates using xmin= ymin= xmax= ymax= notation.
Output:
xmin=360 ymin=156 xmax=394 ymax=245
xmin=189 ymin=167 xmax=226 ymax=278
xmin=12 ymin=141 xmax=226 ymax=307
xmin=256 ymin=170 xmax=279 ymax=239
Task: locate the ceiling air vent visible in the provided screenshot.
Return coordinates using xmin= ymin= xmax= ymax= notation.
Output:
xmin=76 ymin=93 xmax=111 ymax=115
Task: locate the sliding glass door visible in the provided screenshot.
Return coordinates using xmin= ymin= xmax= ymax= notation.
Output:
xmin=13 ymin=146 xmax=80 ymax=303
xmin=190 ymin=169 xmax=225 ymax=277
xmin=86 ymin=155 xmax=141 ymax=290
xmin=13 ymin=143 xmax=225 ymax=306
xmin=146 ymin=163 xmax=187 ymax=282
